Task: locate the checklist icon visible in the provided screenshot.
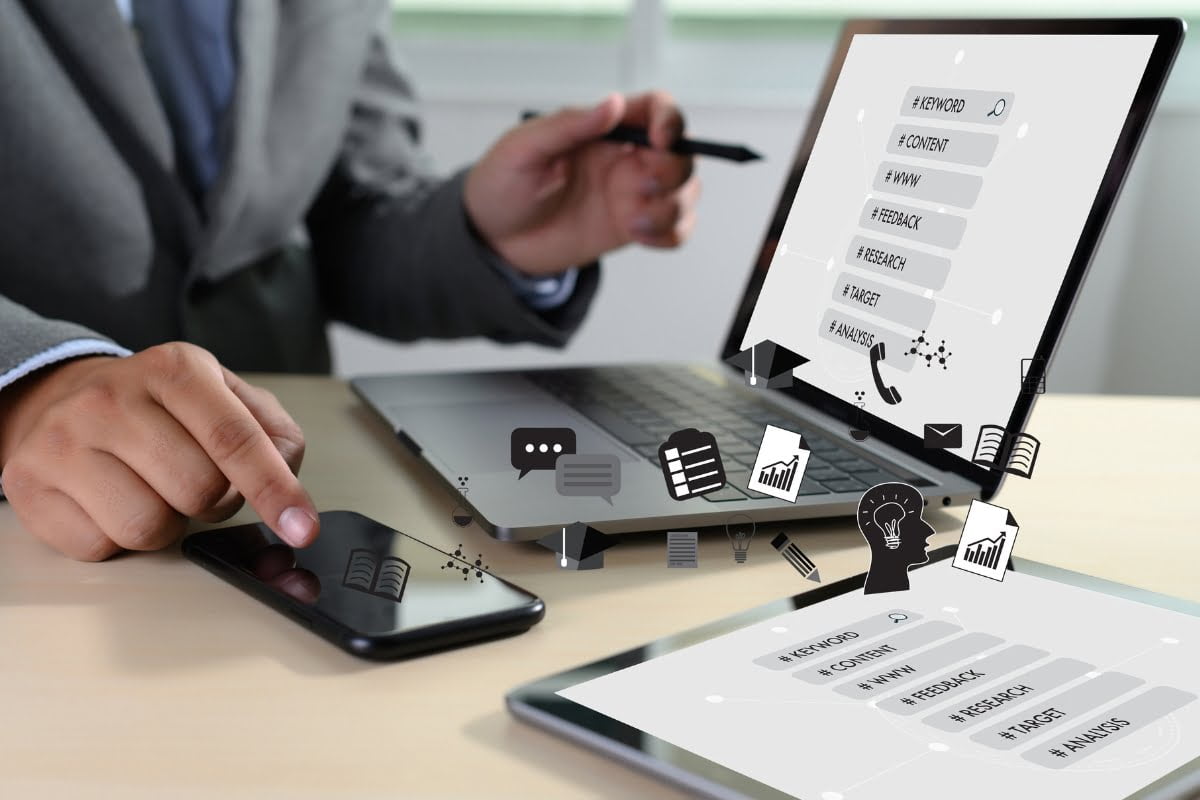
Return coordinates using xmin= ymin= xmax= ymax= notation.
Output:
xmin=657 ymin=428 xmax=727 ymax=500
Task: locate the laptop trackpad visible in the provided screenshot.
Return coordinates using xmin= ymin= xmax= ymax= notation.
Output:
xmin=385 ymin=400 xmax=636 ymax=473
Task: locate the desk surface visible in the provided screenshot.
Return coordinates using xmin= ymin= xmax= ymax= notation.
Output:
xmin=1 ymin=377 xmax=1197 ymax=799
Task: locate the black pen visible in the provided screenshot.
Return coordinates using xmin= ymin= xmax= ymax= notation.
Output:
xmin=521 ymin=110 xmax=762 ymax=163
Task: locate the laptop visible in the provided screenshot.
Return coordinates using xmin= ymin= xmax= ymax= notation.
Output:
xmin=354 ymin=17 xmax=1182 ymax=542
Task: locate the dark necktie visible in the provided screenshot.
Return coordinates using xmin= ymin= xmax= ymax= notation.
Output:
xmin=131 ymin=0 xmax=235 ymax=203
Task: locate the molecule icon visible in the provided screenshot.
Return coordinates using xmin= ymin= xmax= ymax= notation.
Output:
xmin=908 ymin=330 xmax=953 ymax=370
xmin=442 ymin=544 xmax=489 ymax=583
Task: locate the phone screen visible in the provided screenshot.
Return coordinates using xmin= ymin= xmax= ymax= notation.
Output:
xmin=183 ymin=511 xmax=541 ymax=642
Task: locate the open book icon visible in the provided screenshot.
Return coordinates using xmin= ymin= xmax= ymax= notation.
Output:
xmin=342 ymin=548 xmax=411 ymax=603
xmin=971 ymin=425 xmax=1040 ymax=479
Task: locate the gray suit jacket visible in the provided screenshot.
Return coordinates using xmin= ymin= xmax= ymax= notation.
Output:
xmin=0 ymin=0 xmax=598 ymax=375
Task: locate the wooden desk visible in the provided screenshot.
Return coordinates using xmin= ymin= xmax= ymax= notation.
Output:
xmin=2 ymin=378 xmax=1196 ymax=798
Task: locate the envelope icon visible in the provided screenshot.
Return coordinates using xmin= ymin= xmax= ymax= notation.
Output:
xmin=923 ymin=423 xmax=963 ymax=449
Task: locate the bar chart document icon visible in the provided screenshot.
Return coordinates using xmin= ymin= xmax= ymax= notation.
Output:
xmin=658 ymin=428 xmax=727 ymax=501
xmin=953 ymin=499 xmax=1020 ymax=582
xmin=747 ymin=425 xmax=811 ymax=503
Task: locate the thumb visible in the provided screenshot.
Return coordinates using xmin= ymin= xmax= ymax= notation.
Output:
xmin=522 ymin=94 xmax=625 ymax=160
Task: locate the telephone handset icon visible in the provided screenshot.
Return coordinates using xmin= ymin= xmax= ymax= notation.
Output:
xmin=869 ymin=342 xmax=902 ymax=405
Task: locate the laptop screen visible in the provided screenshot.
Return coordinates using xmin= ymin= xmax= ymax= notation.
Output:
xmin=739 ymin=31 xmax=1159 ymax=475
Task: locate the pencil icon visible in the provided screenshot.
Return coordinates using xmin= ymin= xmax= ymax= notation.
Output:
xmin=771 ymin=533 xmax=821 ymax=582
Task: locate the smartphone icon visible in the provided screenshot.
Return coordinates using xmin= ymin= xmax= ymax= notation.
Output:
xmin=869 ymin=342 xmax=902 ymax=405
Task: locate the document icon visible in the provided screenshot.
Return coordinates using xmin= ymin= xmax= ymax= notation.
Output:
xmin=746 ymin=425 xmax=811 ymax=503
xmin=923 ymin=423 xmax=963 ymax=449
xmin=666 ymin=531 xmax=699 ymax=568
xmin=952 ymin=500 xmax=1020 ymax=582
xmin=658 ymin=428 xmax=727 ymax=501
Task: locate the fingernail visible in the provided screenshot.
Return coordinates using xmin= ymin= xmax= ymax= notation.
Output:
xmin=640 ymin=177 xmax=662 ymax=196
xmin=632 ymin=214 xmax=655 ymax=234
xmin=279 ymin=506 xmax=318 ymax=547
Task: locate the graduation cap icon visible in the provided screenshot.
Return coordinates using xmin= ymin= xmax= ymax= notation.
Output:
xmin=536 ymin=522 xmax=617 ymax=570
xmin=725 ymin=339 xmax=810 ymax=389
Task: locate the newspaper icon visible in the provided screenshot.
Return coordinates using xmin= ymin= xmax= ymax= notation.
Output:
xmin=666 ymin=531 xmax=699 ymax=568
xmin=657 ymin=428 xmax=727 ymax=501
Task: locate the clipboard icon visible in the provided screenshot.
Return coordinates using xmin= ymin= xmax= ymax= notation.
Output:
xmin=658 ymin=428 xmax=727 ymax=500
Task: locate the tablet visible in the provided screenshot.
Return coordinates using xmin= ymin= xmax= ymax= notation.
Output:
xmin=507 ymin=547 xmax=1200 ymax=800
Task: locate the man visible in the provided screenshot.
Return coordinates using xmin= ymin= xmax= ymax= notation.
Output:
xmin=0 ymin=0 xmax=699 ymax=561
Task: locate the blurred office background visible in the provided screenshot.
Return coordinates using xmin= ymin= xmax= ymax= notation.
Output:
xmin=331 ymin=0 xmax=1200 ymax=395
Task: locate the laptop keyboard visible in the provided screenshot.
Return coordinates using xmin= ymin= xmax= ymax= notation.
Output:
xmin=524 ymin=366 xmax=903 ymax=502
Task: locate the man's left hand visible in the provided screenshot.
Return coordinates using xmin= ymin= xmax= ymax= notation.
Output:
xmin=464 ymin=91 xmax=700 ymax=276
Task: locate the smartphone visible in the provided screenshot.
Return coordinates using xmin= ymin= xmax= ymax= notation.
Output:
xmin=182 ymin=510 xmax=544 ymax=660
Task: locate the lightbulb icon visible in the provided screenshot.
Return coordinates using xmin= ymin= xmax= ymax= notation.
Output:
xmin=725 ymin=514 xmax=757 ymax=564
xmin=873 ymin=501 xmax=906 ymax=550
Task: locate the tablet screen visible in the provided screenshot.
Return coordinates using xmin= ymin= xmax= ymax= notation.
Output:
xmin=559 ymin=560 xmax=1199 ymax=799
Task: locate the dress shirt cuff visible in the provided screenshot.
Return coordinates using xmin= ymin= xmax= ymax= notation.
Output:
xmin=490 ymin=260 xmax=579 ymax=311
xmin=0 ymin=338 xmax=132 ymax=392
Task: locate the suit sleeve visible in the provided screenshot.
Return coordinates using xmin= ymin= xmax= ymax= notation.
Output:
xmin=305 ymin=17 xmax=599 ymax=348
xmin=0 ymin=295 xmax=130 ymax=392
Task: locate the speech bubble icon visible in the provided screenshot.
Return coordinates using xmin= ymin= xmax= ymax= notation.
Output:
xmin=511 ymin=427 xmax=576 ymax=479
xmin=555 ymin=454 xmax=621 ymax=505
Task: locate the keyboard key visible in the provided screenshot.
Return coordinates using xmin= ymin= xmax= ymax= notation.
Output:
xmin=806 ymin=437 xmax=839 ymax=453
xmin=852 ymin=470 xmax=899 ymax=486
xmin=840 ymin=459 xmax=882 ymax=473
xmin=572 ymin=403 xmax=655 ymax=445
xmin=807 ymin=467 xmax=846 ymax=482
xmin=699 ymin=484 xmax=750 ymax=502
xmin=820 ymin=477 xmax=868 ymax=494
xmin=797 ymin=475 xmax=832 ymax=496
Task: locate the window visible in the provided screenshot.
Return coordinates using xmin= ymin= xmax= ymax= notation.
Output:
xmin=389 ymin=1 xmax=1200 ymax=107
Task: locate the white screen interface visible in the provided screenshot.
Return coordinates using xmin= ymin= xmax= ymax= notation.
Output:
xmin=560 ymin=561 xmax=1200 ymax=799
xmin=743 ymin=34 xmax=1156 ymax=456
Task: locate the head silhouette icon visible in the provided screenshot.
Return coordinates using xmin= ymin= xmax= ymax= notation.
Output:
xmin=857 ymin=482 xmax=934 ymax=594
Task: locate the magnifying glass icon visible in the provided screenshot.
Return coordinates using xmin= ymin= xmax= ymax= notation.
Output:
xmin=889 ymin=613 xmax=909 ymax=623
xmin=986 ymin=98 xmax=1006 ymax=117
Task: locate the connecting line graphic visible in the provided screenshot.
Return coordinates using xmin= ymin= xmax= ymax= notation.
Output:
xmin=838 ymin=749 xmax=932 ymax=795
xmin=856 ymin=110 xmax=872 ymax=193
xmin=921 ymin=293 xmax=997 ymax=320
xmin=708 ymin=696 xmax=859 ymax=708
xmin=777 ymin=248 xmax=834 ymax=267
xmin=1093 ymin=642 xmax=1166 ymax=674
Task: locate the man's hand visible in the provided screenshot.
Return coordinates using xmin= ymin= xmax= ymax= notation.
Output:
xmin=0 ymin=343 xmax=318 ymax=561
xmin=464 ymin=91 xmax=700 ymax=276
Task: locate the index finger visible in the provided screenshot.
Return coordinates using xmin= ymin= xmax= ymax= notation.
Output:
xmin=620 ymin=90 xmax=685 ymax=151
xmin=147 ymin=348 xmax=319 ymax=547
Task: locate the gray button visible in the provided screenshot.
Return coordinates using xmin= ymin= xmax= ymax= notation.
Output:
xmin=971 ymin=672 xmax=1144 ymax=750
xmin=878 ymin=644 xmax=1047 ymax=716
xmin=887 ymin=123 xmax=999 ymax=168
xmin=900 ymin=86 xmax=1015 ymax=126
xmin=795 ymin=620 xmax=961 ymax=685
xmin=817 ymin=308 xmax=918 ymax=372
xmin=831 ymin=271 xmax=935 ymax=331
xmin=1022 ymin=686 xmax=1198 ymax=769
xmin=874 ymin=161 xmax=983 ymax=209
xmin=924 ymin=657 xmax=1094 ymax=732
xmin=846 ymin=236 xmax=951 ymax=291
xmin=833 ymin=632 xmax=1004 ymax=699
xmin=753 ymin=610 xmax=923 ymax=671
xmin=859 ymin=198 xmax=967 ymax=249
